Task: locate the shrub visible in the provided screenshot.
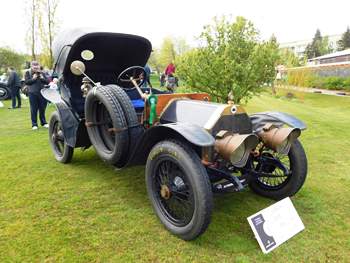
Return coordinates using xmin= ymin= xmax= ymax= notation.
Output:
xmin=343 ymin=77 xmax=350 ymax=91
xmin=322 ymin=77 xmax=345 ymax=90
xmin=287 ymin=68 xmax=315 ymax=87
xmin=176 ymin=16 xmax=279 ymax=103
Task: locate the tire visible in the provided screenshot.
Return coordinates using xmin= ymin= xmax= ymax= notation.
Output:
xmin=249 ymin=139 xmax=308 ymax=200
xmin=85 ymin=86 xmax=129 ymax=165
xmin=145 ymin=140 xmax=213 ymax=240
xmin=105 ymin=84 xmax=144 ymax=160
xmin=49 ymin=111 xmax=74 ymax=163
xmin=0 ymin=85 xmax=10 ymax=100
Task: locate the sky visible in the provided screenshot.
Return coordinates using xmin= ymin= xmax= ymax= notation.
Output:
xmin=1 ymin=0 xmax=349 ymax=53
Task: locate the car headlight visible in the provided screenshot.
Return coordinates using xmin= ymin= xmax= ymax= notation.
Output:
xmin=229 ymin=142 xmax=245 ymax=164
xmin=259 ymin=124 xmax=301 ymax=155
xmin=215 ymin=131 xmax=259 ymax=167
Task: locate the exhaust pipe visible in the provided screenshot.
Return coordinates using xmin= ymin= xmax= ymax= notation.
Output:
xmin=215 ymin=130 xmax=259 ymax=167
xmin=259 ymin=123 xmax=301 ymax=155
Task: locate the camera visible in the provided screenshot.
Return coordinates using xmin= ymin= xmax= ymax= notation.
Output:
xmin=33 ymin=71 xmax=42 ymax=78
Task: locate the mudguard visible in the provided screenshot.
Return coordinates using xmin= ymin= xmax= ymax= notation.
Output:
xmin=162 ymin=123 xmax=215 ymax=146
xmin=125 ymin=123 xmax=215 ymax=167
xmin=55 ymin=101 xmax=80 ymax=147
xmin=250 ymin=111 xmax=307 ymax=133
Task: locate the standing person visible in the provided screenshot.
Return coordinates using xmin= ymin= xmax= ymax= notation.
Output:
xmin=159 ymin=73 xmax=166 ymax=87
xmin=142 ymin=64 xmax=152 ymax=88
xmin=164 ymin=62 xmax=175 ymax=76
xmin=7 ymin=67 xmax=22 ymax=109
xmin=25 ymin=61 xmax=49 ymax=130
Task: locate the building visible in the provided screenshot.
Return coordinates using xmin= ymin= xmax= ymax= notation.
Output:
xmin=280 ymin=34 xmax=342 ymax=58
xmin=307 ymin=49 xmax=350 ymax=65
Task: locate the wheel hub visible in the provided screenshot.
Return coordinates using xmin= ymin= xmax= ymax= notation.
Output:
xmin=160 ymin=185 xmax=171 ymax=200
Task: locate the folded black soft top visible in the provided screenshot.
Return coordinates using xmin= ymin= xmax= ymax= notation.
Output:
xmin=52 ymin=28 xmax=152 ymax=79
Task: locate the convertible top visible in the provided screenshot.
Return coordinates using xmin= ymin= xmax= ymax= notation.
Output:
xmin=52 ymin=28 xmax=152 ymax=78
xmin=52 ymin=28 xmax=152 ymax=114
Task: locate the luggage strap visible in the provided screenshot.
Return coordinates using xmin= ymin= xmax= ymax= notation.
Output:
xmin=85 ymin=121 xmax=142 ymax=133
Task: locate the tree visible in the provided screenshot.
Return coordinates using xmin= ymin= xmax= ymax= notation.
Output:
xmin=278 ymin=48 xmax=301 ymax=67
xmin=337 ymin=27 xmax=350 ymax=51
xmin=38 ymin=0 xmax=60 ymax=68
xmin=0 ymin=48 xmax=26 ymax=74
xmin=25 ymin=0 xmax=60 ymax=67
xmin=148 ymin=49 xmax=162 ymax=74
xmin=158 ymin=37 xmax=176 ymax=71
xmin=176 ymin=16 xmax=279 ymax=103
xmin=321 ymin=36 xmax=333 ymax=54
xmin=173 ymin=37 xmax=191 ymax=56
xmin=305 ymin=29 xmax=332 ymax=59
xmin=25 ymin=0 xmax=41 ymax=60
xmin=149 ymin=37 xmax=191 ymax=74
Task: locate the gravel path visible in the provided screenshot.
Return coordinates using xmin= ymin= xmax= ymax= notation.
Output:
xmin=277 ymin=85 xmax=350 ymax=97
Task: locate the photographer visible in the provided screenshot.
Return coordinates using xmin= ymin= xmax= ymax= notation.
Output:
xmin=24 ymin=61 xmax=49 ymax=130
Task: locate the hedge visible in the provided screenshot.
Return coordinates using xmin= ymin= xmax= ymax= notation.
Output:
xmin=285 ymin=68 xmax=350 ymax=91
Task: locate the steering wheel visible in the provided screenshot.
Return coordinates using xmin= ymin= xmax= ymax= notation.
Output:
xmin=117 ymin=66 xmax=146 ymax=89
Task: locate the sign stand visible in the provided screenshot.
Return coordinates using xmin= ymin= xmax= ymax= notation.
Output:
xmin=247 ymin=197 xmax=304 ymax=254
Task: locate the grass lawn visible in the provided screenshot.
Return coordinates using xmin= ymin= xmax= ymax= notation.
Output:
xmin=0 ymin=90 xmax=349 ymax=262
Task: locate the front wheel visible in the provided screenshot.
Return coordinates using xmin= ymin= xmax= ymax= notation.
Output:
xmin=145 ymin=140 xmax=213 ymax=240
xmin=249 ymin=139 xmax=307 ymax=200
xmin=49 ymin=111 xmax=74 ymax=163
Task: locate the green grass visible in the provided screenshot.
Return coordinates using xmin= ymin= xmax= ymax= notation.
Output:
xmin=150 ymin=73 xmax=160 ymax=87
xmin=0 ymin=91 xmax=349 ymax=262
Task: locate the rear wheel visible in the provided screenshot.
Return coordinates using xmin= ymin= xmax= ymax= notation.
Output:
xmin=146 ymin=140 xmax=213 ymax=240
xmin=249 ymin=139 xmax=307 ymax=200
xmin=49 ymin=111 xmax=74 ymax=163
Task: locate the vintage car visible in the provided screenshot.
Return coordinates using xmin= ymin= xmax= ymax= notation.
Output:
xmin=44 ymin=29 xmax=308 ymax=240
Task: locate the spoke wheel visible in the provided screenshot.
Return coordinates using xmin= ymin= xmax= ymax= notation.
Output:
xmin=146 ymin=140 xmax=213 ymax=240
xmin=49 ymin=111 xmax=74 ymax=163
xmin=52 ymin=122 xmax=65 ymax=156
xmin=256 ymin=152 xmax=291 ymax=190
xmin=153 ymin=158 xmax=195 ymax=227
xmin=249 ymin=139 xmax=308 ymax=200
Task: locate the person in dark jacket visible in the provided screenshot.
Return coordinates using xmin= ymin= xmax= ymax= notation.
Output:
xmin=25 ymin=61 xmax=49 ymax=130
xmin=7 ymin=67 xmax=22 ymax=109
xmin=142 ymin=64 xmax=153 ymax=88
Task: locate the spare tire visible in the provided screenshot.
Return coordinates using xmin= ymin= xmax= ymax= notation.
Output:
xmin=105 ymin=84 xmax=144 ymax=158
xmin=85 ymin=86 xmax=129 ymax=166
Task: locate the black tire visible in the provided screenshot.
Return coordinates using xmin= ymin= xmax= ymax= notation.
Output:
xmin=105 ymin=84 xmax=144 ymax=160
xmin=85 ymin=86 xmax=129 ymax=166
xmin=249 ymin=139 xmax=308 ymax=200
xmin=49 ymin=111 xmax=74 ymax=163
xmin=0 ymin=85 xmax=10 ymax=100
xmin=145 ymin=140 xmax=213 ymax=240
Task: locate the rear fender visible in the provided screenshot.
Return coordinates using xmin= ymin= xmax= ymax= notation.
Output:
xmin=55 ymin=102 xmax=80 ymax=147
xmin=250 ymin=111 xmax=306 ymax=133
